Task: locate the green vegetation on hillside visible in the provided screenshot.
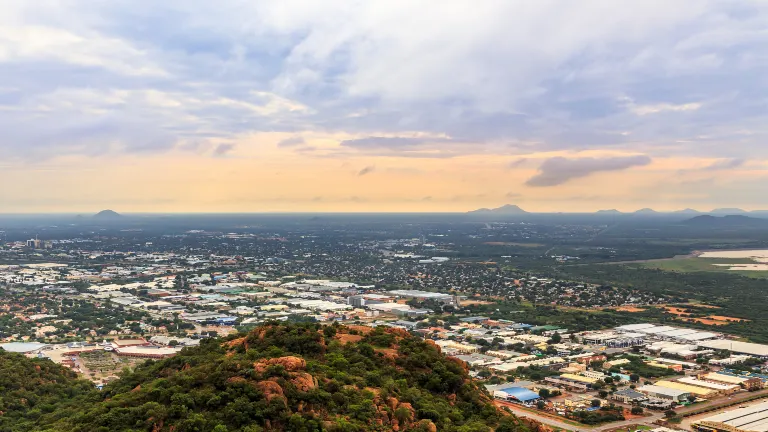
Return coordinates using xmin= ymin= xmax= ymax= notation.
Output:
xmin=0 ymin=351 xmax=97 ymax=431
xmin=0 ymin=324 xmax=530 ymax=432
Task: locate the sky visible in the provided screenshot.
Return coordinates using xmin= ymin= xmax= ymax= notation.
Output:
xmin=1 ymin=0 xmax=768 ymax=213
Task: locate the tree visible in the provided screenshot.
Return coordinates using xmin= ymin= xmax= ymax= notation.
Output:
xmin=630 ymin=374 xmax=640 ymax=383
xmin=598 ymin=390 xmax=608 ymax=398
xmin=548 ymin=333 xmax=562 ymax=344
xmin=687 ymin=395 xmax=697 ymax=403
xmin=591 ymin=399 xmax=601 ymax=408
xmin=665 ymin=409 xmax=677 ymax=418
xmin=538 ymin=389 xmax=550 ymax=398
xmin=536 ymin=400 xmax=546 ymax=410
xmin=631 ymin=407 xmax=644 ymax=415
xmin=395 ymin=407 xmax=413 ymax=423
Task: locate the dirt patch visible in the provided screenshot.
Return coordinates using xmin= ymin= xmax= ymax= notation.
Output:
xmin=690 ymin=318 xmax=730 ymax=326
xmin=688 ymin=315 xmax=749 ymax=326
xmin=335 ymin=334 xmax=363 ymax=345
xmin=665 ymin=307 xmax=691 ymax=316
xmin=614 ymin=306 xmax=647 ymax=312
xmin=346 ymin=325 xmax=373 ymax=335
xmin=375 ymin=348 xmax=398 ymax=359
xmin=709 ymin=315 xmax=748 ymax=322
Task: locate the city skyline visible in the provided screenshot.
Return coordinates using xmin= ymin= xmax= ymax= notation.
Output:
xmin=2 ymin=1 xmax=767 ymax=212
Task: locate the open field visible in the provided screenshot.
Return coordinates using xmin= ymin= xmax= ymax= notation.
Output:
xmin=632 ymin=256 xmax=768 ymax=278
xmin=612 ymin=306 xmax=647 ymax=312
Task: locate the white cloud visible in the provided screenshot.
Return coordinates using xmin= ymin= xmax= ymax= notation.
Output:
xmin=631 ymin=102 xmax=703 ymax=115
xmin=0 ymin=25 xmax=166 ymax=77
xmin=0 ymin=0 xmax=768 ymax=162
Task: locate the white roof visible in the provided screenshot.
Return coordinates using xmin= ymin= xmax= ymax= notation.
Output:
xmin=699 ymin=340 xmax=768 ymax=357
xmin=678 ymin=332 xmax=720 ymax=341
xmin=619 ymin=332 xmax=646 ymax=338
xmin=0 ymin=342 xmax=50 ymax=353
xmin=657 ymin=328 xmax=700 ymax=337
xmin=617 ymin=323 xmax=657 ymax=331
xmin=704 ymin=373 xmax=749 ymax=384
xmin=699 ymin=401 xmax=768 ymax=432
xmin=639 ymin=325 xmax=677 ymax=334
xmin=116 ymin=346 xmax=182 ymax=356
xmin=678 ymin=376 xmax=739 ymax=391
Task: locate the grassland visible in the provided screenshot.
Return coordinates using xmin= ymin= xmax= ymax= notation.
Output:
xmin=632 ymin=257 xmax=768 ymax=278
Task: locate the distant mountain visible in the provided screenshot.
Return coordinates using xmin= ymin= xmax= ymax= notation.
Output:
xmin=710 ymin=208 xmax=748 ymax=215
xmin=596 ymin=209 xmax=622 ymax=214
xmin=634 ymin=208 xmax=658 ymax=214
xmin=93 ymin=209 xmax=121 ymax=218
xmin=469 ymin=204 xmax=528 ymax=214
xmin=673 ymin=208 xmax=701 ymax=214
xmin=682 ymin=214 xmax=768 ymax=227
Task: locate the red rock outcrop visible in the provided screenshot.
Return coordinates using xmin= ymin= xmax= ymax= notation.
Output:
xmin=256 ymin=380 xmax=285 ymax=402
xmin=291 ymin=372 xmax=318 ymax=392
xmin=254 ymin=356 xmax=306 ymax=373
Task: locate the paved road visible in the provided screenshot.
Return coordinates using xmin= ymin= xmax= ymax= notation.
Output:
xmin=677 ymin=389 xmax=768 ymax=416
xmin=496 ymin=401 xmax=665 ymax=432
xmin=496 ymin=401 xmax=591 ymax=432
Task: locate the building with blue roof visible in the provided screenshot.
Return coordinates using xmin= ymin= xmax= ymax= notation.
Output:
xmin=492 ymin=387 xmax=542 ymax=404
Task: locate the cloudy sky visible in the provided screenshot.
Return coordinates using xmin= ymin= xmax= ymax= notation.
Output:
xmin=1 ymin=0 xmax=767 ymax=213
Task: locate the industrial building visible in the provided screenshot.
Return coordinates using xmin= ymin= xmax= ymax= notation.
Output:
xmin=616 ymin=324 xmax=721 ymax=343
xmin=387 ymin=290 xmax=458 ymax=305
xmin=492 ymin=387 xmax=542 ymax=405
xmin=0 ymin=342 xmax=51 ymax=353
xmin=612 ymin=388 xmax=648 ymax=404
xmin=693 ymin=401 xmax=768 ymax=432
xmin=699 ymin=340 xmax=768 ymax=358
xmin=654 ymin=380 xmax=715 ymax=398
xmin=544 ymin=376 xmax=589 ymax=392
xmin=705 ymin=373 xmax=764 ymax=390
xmin=637 ymin=384 xmax=690 ymax=402
xmin=677 ymin=377 xmax=739 ymax=395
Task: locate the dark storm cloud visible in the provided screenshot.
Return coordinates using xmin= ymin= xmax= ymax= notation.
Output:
xmin=526 ymin=155 xmax=652 ymax=187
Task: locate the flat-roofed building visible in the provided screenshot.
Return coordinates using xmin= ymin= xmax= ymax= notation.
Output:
xmin=693 ymin=401 xmax=768 ymax=432
xmin=638 ymin=384 xmax=690 ymax=402
xmin=582 ymin=370 xmax=606 ymax=380
xmin=655 ymin=380 xmax=714 ymax=398
xmin=612 ymin=388 xmax=648 ymax=404
xmin=699 ymin=340 xmax=768 ymax=358
xmin=705 ymin=373 xmax=764 ymax=391
xmin=677 ymin=377 xmax=739 ymax=395
xmin=560 ymin=373 xmax=599 ymax=384
xmin=114 ymin=346 xmax=182 ymax=359
xmin=605 ymin=358 xmax=631 ymax=369
xmin=544 ymin=376 xmax=589 ymax=392
xmin=617 ymin=323 xmax=657 ymax=332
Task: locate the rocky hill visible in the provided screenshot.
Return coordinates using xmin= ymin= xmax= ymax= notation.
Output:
xmin=5 ymin=323 xmax=532 ymax=432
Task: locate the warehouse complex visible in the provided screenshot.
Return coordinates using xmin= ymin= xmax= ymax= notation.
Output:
xmin=694 ymin=402 xmax=768 ymax=432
